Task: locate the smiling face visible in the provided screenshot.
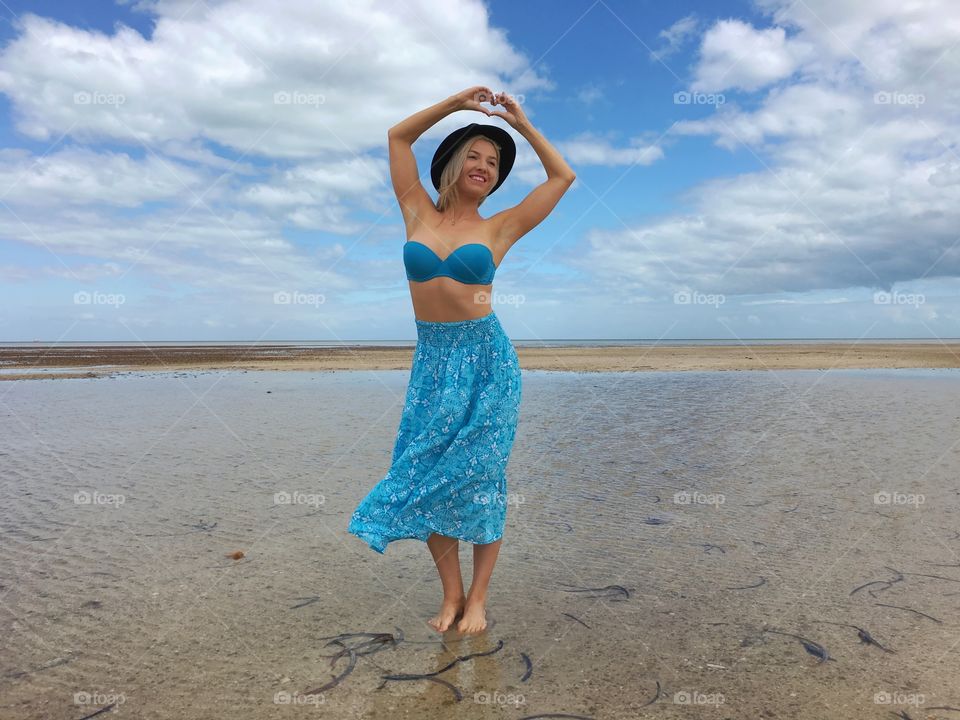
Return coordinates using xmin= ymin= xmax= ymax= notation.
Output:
xmin=458 ymin=137 xmax=499 ymax=199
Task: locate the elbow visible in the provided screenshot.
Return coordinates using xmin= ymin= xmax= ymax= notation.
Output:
xmin=388 ymin=127 xmax=413 ymax=145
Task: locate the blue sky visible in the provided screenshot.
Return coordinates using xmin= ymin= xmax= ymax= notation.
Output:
xmin=1 ymin=0 xmax=958 ymax=341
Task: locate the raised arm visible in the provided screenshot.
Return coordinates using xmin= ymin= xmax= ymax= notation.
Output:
xmin=489 ymin=93 xmax=576 ymax=247
xmin=387 ymin=87 xmax=496 ymax=230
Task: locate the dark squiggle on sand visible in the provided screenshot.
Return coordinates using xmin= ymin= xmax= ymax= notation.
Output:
xmin=725 ymin=576 xmax=766 ymax=590
xmin=520 ymin=652 xmax=533 ymax=682
xmin=850 ymin=567 xmax=905 ymax=597
xmin=640 ymin=679 xmax=662 ymax=707
xmin=5 ymin=656 xmax=71 ymax=680
xmin=558 ymin=582 xmax=630 ymax=601
xmin=874 ymin=602 xmax=943 ymax=624
xmin=290 ymin=596 xmax=321 ymax=609
xmin=304 ymin=647 xmax=356 ymax=693
xmin=562 ymin=612 xmax=591 ymax=628
xmin=77 ymin=704 xmax=116 ymax=720
xmin=381 ymin=639 xmax=505 ymax=681
xmin=762 ymin=629 xmax=832 ymax=663
xmin=812 ymin=620 xmax=895 ymax=653
xmin=516 ymin=714 xmax=595 ymax=719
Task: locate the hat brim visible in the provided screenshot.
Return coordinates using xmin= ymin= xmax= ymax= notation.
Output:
xmin=430 ymin=123 xmax=516 ymax=196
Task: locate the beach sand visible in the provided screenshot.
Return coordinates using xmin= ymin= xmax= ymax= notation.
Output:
xmin=2 ymin=367 xmax=958 ymax=718
xmin=2 ymin=341 xmax=960 ymax=380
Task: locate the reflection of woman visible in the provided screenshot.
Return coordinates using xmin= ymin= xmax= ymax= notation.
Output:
xmin=348 ymin=86 xmax=576 ymax=634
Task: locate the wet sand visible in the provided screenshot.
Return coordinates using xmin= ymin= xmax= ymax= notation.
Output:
xmin=2 ymin=368 xmax=959 ymax=719
xmin=3 ymin=341 xmax=960 ymax=380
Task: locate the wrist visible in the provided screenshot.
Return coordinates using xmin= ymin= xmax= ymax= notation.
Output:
xmin=443 ymin=95 xmax=462 ymax=113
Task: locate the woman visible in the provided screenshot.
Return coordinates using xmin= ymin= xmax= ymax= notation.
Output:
xmin=348 ymin=86 xmax=575 ymax=634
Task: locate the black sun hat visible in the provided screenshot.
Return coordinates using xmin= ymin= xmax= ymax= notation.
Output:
xmin=430 ymin=123 xmax=516 ymax=196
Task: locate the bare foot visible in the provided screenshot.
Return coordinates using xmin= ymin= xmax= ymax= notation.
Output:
xmin=427 ymin=596 xmax=465 ymax=632
xmin=456 ymin=597 xmax=488 ymax=634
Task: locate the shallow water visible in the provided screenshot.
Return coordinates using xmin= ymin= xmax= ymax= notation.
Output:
xmin=2 ymin=368 xmax=959 ymax=719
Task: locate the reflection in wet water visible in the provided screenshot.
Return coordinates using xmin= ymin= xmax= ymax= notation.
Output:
xmin=1 ymin=368 xmax=959 ymax=719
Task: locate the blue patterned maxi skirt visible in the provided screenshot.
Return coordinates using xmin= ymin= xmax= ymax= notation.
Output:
xmin=347 ymin=311 xmax=522 ymax=554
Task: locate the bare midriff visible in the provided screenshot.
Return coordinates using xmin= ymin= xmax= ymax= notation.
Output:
xmin=406 ymin=213 xmax=504 ymax=322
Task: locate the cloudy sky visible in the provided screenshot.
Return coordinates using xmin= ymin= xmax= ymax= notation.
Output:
xmin=1 ymin=0 xmax=958 ymax=341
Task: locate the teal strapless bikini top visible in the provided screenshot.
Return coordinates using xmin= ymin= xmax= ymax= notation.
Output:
xmin=403 ymin=240 xmax=497 ymax=285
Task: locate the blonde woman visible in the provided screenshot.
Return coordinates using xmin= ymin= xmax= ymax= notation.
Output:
xmin=348 ymin=86 xmax=575 ymax=634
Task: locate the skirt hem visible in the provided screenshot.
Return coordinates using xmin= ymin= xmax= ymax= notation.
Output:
xmin=348 ymin=519 xmax=504 ymax=555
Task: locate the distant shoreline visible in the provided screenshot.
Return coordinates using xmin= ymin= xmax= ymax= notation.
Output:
xmin=3 ymin=342 xmax=960 ymax=380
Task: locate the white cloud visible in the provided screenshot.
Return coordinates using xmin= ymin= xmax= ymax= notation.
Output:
xmin=691 ymin=19 xmax=812 ymax=92
xmin=0 ymin=147 xmax=210 ymax=206
xmin=559 ymin=133 xmax=665 ymax=167
xmin=582 ymin=0 xmax=960 ymax=303
xmin=0 ymin=0 xmax=549 ymax=158
xmin=651 ymin=14 xmax=699 ymax=62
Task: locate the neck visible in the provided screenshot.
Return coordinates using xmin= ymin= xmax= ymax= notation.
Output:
xmin=445 ymin=202 xmax=481 ymax=225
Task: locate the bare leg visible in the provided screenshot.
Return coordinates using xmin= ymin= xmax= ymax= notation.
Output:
xmin=458 ymin=537 xmax=502 ymax=633
xmin=426 ymin=533 xmax=465 ymax=632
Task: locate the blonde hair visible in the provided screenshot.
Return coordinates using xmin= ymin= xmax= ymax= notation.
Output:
xmin=435 ymin=136 xmax=501 ymax=214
